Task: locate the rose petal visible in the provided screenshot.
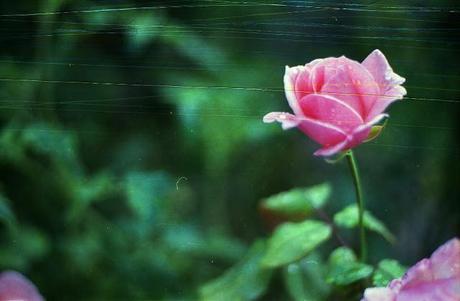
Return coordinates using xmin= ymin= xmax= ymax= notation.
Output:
xmin=362 ymin=49 xmax=405 ymax=90
xmin=402 ymin=238 xmax=460 ymax=289
xmin=0 ymin=271 xmax=44 ymax=301
xmin=265 ymin=110 xmax=347 ymax=148
xmin=321 ymin=60 xmax=380 ymax=118
xmin=431 ymin=238 xmax=460 ymax=279
xmin=353 ymin=114 xmax=388 ymax=136
xmin=294 ymin=67 xmax=314 ymax=101
xmin=299 ymin=93 xmax=363 ymax=132
xmin=341 ymin=113 xmax=387 ymax=149
xmin=362 ymin=49 xmax=407 ymax=118
xmin=297 ymin=116 xmax=347 ymax=147
xmin=362 ymin=287 xmax=396 ymax=301
xmin=284 ymin=66 xmax=304 ymax=116
xmin=310 ymin=57 xmax=344 ymax=92
xmin=263 ymin=112 xmax=300 ymax=130
xmin=362 ymin=238 xmax=460 ymax=301
xmin=367 ymin=87 xmax=406 ymax=121
xmin=397 ymin=277 xmax=460 ymax=301
xmin=313 ymin=138 xmax=349 ymax=157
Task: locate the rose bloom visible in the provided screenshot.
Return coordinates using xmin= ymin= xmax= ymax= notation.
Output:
xmin=264 ymin=49 xmax=406 ymax=156
xmin=362 ymin=238 xmax=460 ymax=301
xmin=0 ymin=271 xmax=44 ymax=301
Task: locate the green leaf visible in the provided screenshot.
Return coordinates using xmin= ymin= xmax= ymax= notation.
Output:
xmin=326 ymin=247 xmax=373 ymax=286
xmin=261 ymin=183 xmax=331 ymax=216
xmin=372 ymin=259 xmax=406 ymax=287
xmin=0 ymin=195 xmax=16 ymax=228
xmin=163 ymin=225 xmax=246 ymax=261
xmin=125 ymin=171 xmax=172 ymax=221
xmin=283 ymin=263 xmax=307 ymax=301
xmin=199 ymin=240 xmax=272 ymax=301
xmin=333 ymin=204 xmax=396 ymax=243
xmin=261 ymin=220 xmax=331 ymax=268
xmin=126 ymin=13 xmax=162 ymax=50
xmin=283 ymin=254 xmax=330 ymax=301
xmin=0 ymin=225 xmax=49 ymax=269
xmin=21 ymin=123 xmax=80 ymax=169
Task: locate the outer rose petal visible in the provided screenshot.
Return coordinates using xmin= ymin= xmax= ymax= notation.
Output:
xmin=284 ymin=66 xmax=305 ymax=116
xmin=430 ymin=236 xmax=460 ymax=279
xmin=396 ymin=277 xmax=460 ymax=301
xmin=263 ymin=111 xmax=347 ymax=142
xmin=294 ymin=67 xmax=314 ymax=101
xmin=263 ymin=112 xmax=300 ymax=130
xmin=297 ymin=117 xmax=347 ymax=148
xmin=362 ymin=49 xmax=405 ymax=91
xmin=352 ymin=114 xmax=388 ymax=137
xmin=362 ymin=287 xmax=396 ymax=301
xmin=313 ymin=114 xmax=387 ymax=157
xmin=362 ymin=49 xmax=407 ymax=119
xmin=0 ymin=271 xmax=44 ymax=301
xmin=313 ymin=138 xmax=349 ymax=156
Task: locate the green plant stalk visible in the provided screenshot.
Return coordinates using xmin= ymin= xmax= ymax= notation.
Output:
xmin=346 ymin=150 xmax=367 ymax=262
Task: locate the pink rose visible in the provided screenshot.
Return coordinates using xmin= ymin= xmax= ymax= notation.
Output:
xmin=0 ymin=271 xmax=44 ymax=301
xmin=362 ymin=238 xmax=460 ymax=301
xmin=263 ymin=49 xmax=406 ymax=156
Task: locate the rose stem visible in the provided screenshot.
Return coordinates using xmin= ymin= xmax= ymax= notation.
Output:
xmin=346 ymin=150 xmax=367 ymax=262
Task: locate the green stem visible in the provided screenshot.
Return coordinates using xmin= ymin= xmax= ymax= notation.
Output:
xmin=346 ymin=150 xmax=367 ymax=262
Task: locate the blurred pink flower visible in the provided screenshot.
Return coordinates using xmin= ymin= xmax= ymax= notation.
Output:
xmin=0 ymin=271 xmax=44 ymax=301
xmin=362 ymin=238 xmax=460 ymax=301
xmin=263 ymin=50 xmax=406 ymax=156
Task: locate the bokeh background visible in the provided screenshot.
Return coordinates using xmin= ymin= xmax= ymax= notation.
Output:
xmin=0 ymin=0 xmax=459 ymax=300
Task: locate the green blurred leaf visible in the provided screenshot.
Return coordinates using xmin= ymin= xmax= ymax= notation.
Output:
xmin=261 ymin=220 xmax=331 ymax=268
xmin=372 ymin=259 xmax=406 ymax=287
xmin=333 ymin=204 xmax=396 ymax=243
xmin=127 ymin=13 xmax=162 ymax=49
xmin=326 ymin=247 xmax=373 ymax=286
xmin=261 ymin=183 xmax=331 ymax=216
xmin=283 ymin=255 xmax=330 ymax=301
xmin=283 ymin=263 xmax=307 ymax=301
xmin=125 ymin=171 xmax=172 ymax=221
xmin=0 ymin=225 xmax=49 ymax=269
xmin=0 ymin=195 xmax=16 ymax=228
xmin=67 ymin=173 xmax=118 ymax=221
xmin=199 ymin=240 xmax=272 ymax=301
xmin=21 ymin=123 xmax=80 ymax=169
xmin=163 ymin=225 xmax=246 ymax=261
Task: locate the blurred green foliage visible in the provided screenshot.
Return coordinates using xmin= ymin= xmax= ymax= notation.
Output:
xmin=0 ymin=0 xmax=459 ymax=300
xmin=372 ymin=259 xmax=406 ymax=287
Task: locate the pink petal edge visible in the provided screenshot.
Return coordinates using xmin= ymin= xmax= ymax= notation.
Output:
xmin=284 ymin=66 xmax=304 ymax=116
xmin=313 ymin=138 xmax=349 ymax=156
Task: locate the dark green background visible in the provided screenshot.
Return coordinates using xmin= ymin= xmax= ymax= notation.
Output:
xmin=0 ymin=0 xmax=459 ymax=300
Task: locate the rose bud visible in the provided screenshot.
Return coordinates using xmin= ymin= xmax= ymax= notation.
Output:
xmin=264 ymin=49 xmax=406 ymax=156
xmin=362 ymin=238 xmax=460 ymax=301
